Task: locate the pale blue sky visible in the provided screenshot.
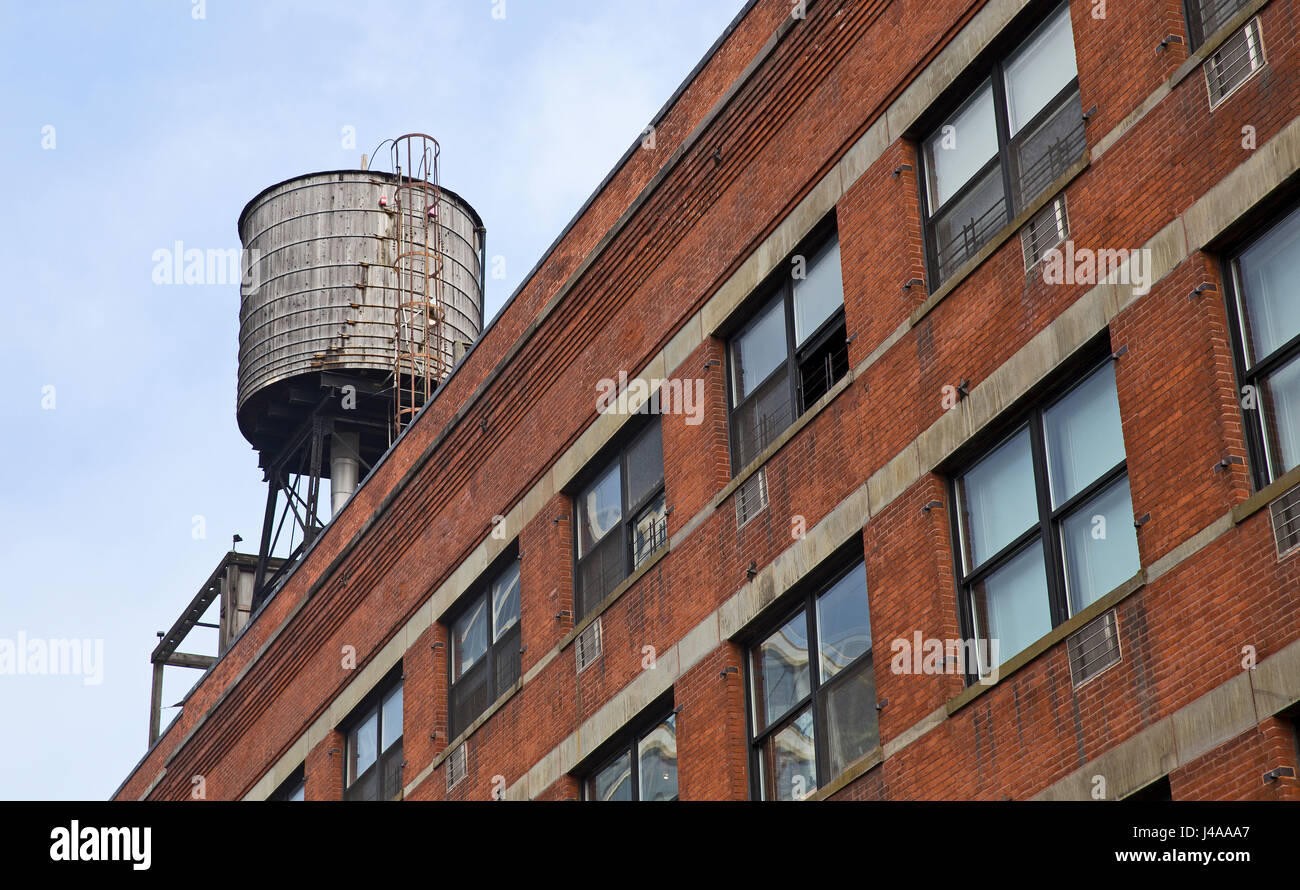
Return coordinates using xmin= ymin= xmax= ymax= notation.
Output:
xmin=0 ymin=0 xmax=745 ymax=800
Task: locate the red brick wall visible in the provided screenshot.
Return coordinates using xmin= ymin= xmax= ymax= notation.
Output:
xmin=118 ymin=0 xmax=1300 ymax=803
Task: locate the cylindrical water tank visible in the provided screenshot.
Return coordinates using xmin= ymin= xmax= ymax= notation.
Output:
xmin=235 ymin=170 xmax=484 ymax=457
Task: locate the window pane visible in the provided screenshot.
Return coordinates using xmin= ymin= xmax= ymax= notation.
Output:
xmin=494 ymin=626 xmax=521 ymax=697
xmin=815 ymin=565 xmax=871 ymax=682
xmin=1260 ymin=351 xmax=1300 ymax=478
xmin=752 ymin=611 xmax=811 ymax=731
xmin=348 ymin=710 xmax=378 ymax=784
xmin=924 ymin=81 xmax=998 ymax=211
xmin=1004 ymin=5 xmax=1077 ymax=134
xmin=761 ymin=709 xmax=817 ymax=801
xmin=381 ymin=684 xmax=403 ymax=751
xmin=731 ymin=295 xmax=788 ymax=402
xmin=793 ymin=236 xmax=844 ymax=345
xmin=822 ymin=659 xmax=878 ymax=780
xmin=450 ymin=660 xmax=490 ymax=736
xmin=577 ymin=529 xmax=624 ymax=616
xmin=625 ymin=421 xmax=664 ymax=511
xmin=452 ymin=597 xmax=488 ymax=680
xmin=491 ymin=560 xmax=521 ymax=641
xmin=730 ymin=365 xmax=793 ymax=469
xmin=589 ymin=752 xmax=633 ymax=801
xmin=958 ymin=427 xmax=1037 ymax=570
xmin=380 ymin=744 xmax=403 ymax=801
xmin=1044 ymin=362 xmax=1125 ymax=507
xmin=1061 ymin=476 xmax=1140 ymax=614
xmin=632 ymin=493 xmax=667 ymax=568
xmin=288 ymin=781 xmax=305 ymax=802
xmin=1011 ymin=86 xmax=1084 ymax=208
xmin=970 ymin=543 xmax=1050 ymax=669
xmin=1237 ymin=205 xmax=1300 ymax=363
xmin=637 ymin=715 xmax=678 ymax=801
xmin=577 ymin=461 xmax=622 ymax=557
xmin=930 ymin=162 xmax=1007 ymax=281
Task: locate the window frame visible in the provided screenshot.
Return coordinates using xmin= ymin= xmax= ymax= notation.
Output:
xmin=579 ymin=697 xmax=679 ymax=801
xmin=723 ymin=219 xmax=847 ymax=475
xmin=446 ymin=545 xmax=523 ymax=740
xmin=743 ymin=553 xmax=875 ymax=800
xmin=571 ymin=416 xmax=666 ymax=620
xmin=915 ymin=1 xmax=1083 ymax=287
xmin=268 ymin=764 xmax=306 ymax=801
xmin=945 ymin=344 xmax=1132 ymax=683
xmin=1183 ymin=0 xmax=1251 ymax=50
xmin=1222 ymin=200 xmax=1300 ymax=491
xmin=341 ymin=667 xmax=403 ymax=802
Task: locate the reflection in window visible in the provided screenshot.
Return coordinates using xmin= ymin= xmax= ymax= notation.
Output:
xmin=1228 ymin=204 xmax=1300 ymax=485
xmin=954 ymin=358 xmax=1137 ymax=672
xmin=449 ymin=556 xmax=523 ymax=738
xmin=919 ymin=3 xmax=1084 ymax=283
xmin=344 ymin=677 xmax=403 ymax=801
xmin=585 ymin=711 xmax=678 ymax=801
xmin=749 ymin=560 xmax=876 ymax=799
xmin=727 ymin=229 xmax=847 ymax=473
xmin=574 ymin=420 xmax=666 ymax=618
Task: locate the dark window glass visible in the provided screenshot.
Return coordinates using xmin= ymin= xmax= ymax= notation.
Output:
xmin=584 ymin=711 xmax=678 ymax=801
xmin=574 ymin=419 xmax=667 ymax=618
xmin=449 ymin=556 xmax=523 ymax=738
xmin=1228 ymin=205 xmax=1300 ymax=485
xmin=954 ymin=359 xmax=1138 ymax=673
xmin=269 ymin=766 xmax=306 ymax=801
xmin=749 ymin=560 xmax=876 ymax=800
xmin=344 ymin=679 xmax=403 ymax=801
xmin=919 ymin=4 xmax=1084 ymax=284
xmin=1184 ymin=0 xmax=1252 ymax=48
xmin=727 ymin=230 xmax=846 ymax=473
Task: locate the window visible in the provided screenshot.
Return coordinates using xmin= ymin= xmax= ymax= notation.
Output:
xmin=727 ymin=229 xmax=847 ymax=472
xmin=343 ymin=675 xmax=403 ymax=801
xmin=583 ymin=710 xmax=678 ymax=801
xmin=574 ymin=419 xmax=666 ymax=618
xmin=919 ymin=3 xmax=1085 ymax=284
xmin=748 ymin=559 xmax=876 ymax=800
xmin=269 ymin=765 xmax=306 ymax=801
xmin=449 ymin=554 xmax=522 ymax=738
xmin=1184 ymin=0 xmax=1252 ymax=49
xmin=1227 ymin=204 xmax=1300 ymax=487
xmin=952 ymin=357 xmax=1139 ymax=674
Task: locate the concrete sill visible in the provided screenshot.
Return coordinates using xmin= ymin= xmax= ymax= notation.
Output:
xmin=1231 ymin=461 xmax=1300 ymax=525
xmin=1166 ymin=0 xmax=1273 ymax=93
xmin=805 ymin=745 xmax=884 ymax=801
xmin=946 ymin=569 xmax=1145 ymax=716
xmin=910 ymin=154 xmax=1091 ymax=328
xmin=429 ymin=680 xmax=524 ymax=772
xmin=557 ymin=541 xmax=671 ymax=654
xmin=715 ymin=368 xmax=856 ymax=508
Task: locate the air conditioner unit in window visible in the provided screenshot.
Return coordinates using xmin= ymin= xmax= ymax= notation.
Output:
xmin=576 ymin=616 xmax=603 ymax=674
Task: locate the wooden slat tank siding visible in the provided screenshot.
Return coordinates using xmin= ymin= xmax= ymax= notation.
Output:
xmin=236 ymin=174 xmax=483 ymax=411
xmin=142 ymin=0 xmax=878 ymax=800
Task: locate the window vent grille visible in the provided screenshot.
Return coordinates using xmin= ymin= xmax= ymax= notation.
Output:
xmin=576 ymin=616 xmax=603 ymax=674
xmin=736 ymin=467 xmax=769 ymax=529
xmin=446 ymin=742 xmax=468 ymax=792
xmin=1022 ymin=196 xmax=1069 ymax=270
xmin=1067 ymin=609 xmax=1122 ymax=688
xmin=1269 ymin=481 xmax=1300 ymax=559
xmin=1206 ymin=18 xmax=1264 ymax=107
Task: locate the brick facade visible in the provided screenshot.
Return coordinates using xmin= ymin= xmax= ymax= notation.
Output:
xmin=116 ymin=0 xmax=1300 ymax=803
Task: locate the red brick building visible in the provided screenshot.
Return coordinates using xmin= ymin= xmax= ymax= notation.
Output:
xmin=116 ymin=0 xmax=1300 ymax=802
